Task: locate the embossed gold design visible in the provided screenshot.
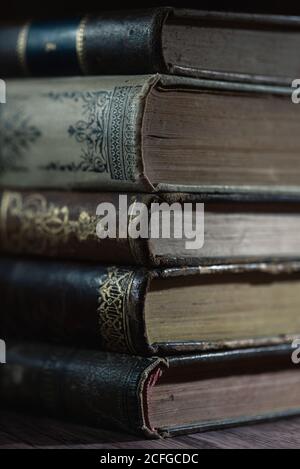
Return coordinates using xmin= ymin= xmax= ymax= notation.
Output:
xmin=0 ymin=191 xmax=98 ymax=254
xmin=76 ymin=15 xmax=89 ymax=75
xmin=45 ymin=43 xmax=57 ymax=52
xmin=17 ymin=22 xmax=30 ymax=75
xmin=98 ymin=268 xmax=135 ymax=353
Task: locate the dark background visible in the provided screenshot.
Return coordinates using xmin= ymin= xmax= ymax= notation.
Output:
xmin=3 ymin=1 xmax=300 ymax=20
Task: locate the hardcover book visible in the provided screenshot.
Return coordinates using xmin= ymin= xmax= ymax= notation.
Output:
xmin=0 ymin=75 xmax=299 ymax=193
xmin=0 ymin=8 xmax=299 ymax=84
xmin=1 ymin=258 xmax=300 ymax=355
xmin=1 ymin=343 xmax=299 ymax=437
xmin=1 ymin=190 xmax=300 ymax=266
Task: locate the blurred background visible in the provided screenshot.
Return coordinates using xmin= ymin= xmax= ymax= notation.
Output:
xmin=3 ymin=1 xmax=300 ymax=20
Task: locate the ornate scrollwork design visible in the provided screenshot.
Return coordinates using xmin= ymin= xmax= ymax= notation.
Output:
xmin=98 ymin=268 xmax=135 ymax=353
xmin=0 ymin=191 xmax=98 ymax=254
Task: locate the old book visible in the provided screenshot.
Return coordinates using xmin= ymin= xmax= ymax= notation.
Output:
xmin=0 ymin=8 xmax=299 ymax=84
xmin=0 ymin=75 xmax=299 ymax=193
xmin=1 ymin=258 xmax=300 ymax=355
xmin=1 ymin=190 xmax=300 ymax=266
xmin=1 ymin=343 xmax=299 ymax=437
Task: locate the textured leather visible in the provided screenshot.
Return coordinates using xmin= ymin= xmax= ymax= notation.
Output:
xmin=0 ymin=257 xmax=151 ymax=355
xmin=0 ymin=24 xmax=24 ymax=76
xmin=83 ymin=8 xmax=170 ymax=75
xmin=0 ymin=8 xmax=171 ymax=77
xmin=0 ymin=342 xmax=295 ymax=437
xmin=0 ymin=342 xmax=163 ymax=437
xmin=2 ymin=191 xmax=300 ymax=267
xmin=2 ymin=9 xmax=300 ymax=79
xmin=0 ymin=258 xmax=102 ymax=346
xmin=0 ymin=190 xmax=152 ymax=265
xmin=1 ymin=257 xmax=300 ymax=356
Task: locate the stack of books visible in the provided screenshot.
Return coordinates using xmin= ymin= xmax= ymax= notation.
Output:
xmin=0 ymin=8 xmax=300 ymax=438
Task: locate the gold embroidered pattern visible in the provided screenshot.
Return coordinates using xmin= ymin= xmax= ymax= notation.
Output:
xmin=98 ymin=268 xmax=135 ymax=353
xmin=0 ymin=191 xmax=98 ymax=254
xmin=17 ymin=22 xmax=30 ymax=75
xmin=76 ymin=15 xmax=89 ymax=75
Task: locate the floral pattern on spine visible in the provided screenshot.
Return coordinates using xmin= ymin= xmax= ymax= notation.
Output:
xmin=0 ymin=108 xmax=41 ymax=173
xmin=42 ymin=86 xmax=142 ymax=180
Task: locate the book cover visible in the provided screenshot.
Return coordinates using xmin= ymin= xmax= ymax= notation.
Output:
xmin=1 ymin=258 xmax=300 ymax=355
xmin=1 ymin=342 xmax=298 ymax=438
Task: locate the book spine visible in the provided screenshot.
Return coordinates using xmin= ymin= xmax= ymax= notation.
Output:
xmin=0 ymin=8 xmax=170 ymax=77
xmin=0 ymin=190 xmax=152 ymax=265
xmin=0 ymin=258 xmax=154 ymax=355
xmin=0 ymin=342 xmax=164 ymax=437
xmin=0 ymin=75 xmax=155 ymax=191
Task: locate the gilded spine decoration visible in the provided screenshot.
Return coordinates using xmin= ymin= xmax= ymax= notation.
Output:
xmin=76 ymin=15 xmax=89 ymax=75
xmin=16 ymin=22 xmax=30 ymax=75
xmin=0 ymin=191 xmax=99 ymax=254
xmin=98 ymin=268 xmax=136 ymax=353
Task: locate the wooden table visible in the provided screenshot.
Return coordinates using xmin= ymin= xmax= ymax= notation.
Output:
xmin=0 ymin=410 xmax=299 ymax=449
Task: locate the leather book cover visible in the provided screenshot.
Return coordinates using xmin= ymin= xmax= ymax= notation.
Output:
xmin=1 ymin=190 xmax=300 ymax=266
xmin=0 ymin=8 xmax=299 ymax=84
xmin=0 ymin=190 xmax=151 ymax=265
xmin=0 ymin=8 xmax=171 ymax=77
xmin=1 ymin=257 xmax=300 ymax=355
xmin=0 ymin=74 xmax=154 ymax=192
xmin=0 ymin=74 xmax=295 ymax=193
xmin=0 ymin=342 xmax=297 ymax=438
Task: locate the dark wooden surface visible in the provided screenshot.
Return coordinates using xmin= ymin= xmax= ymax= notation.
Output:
xmin=0 ymin=411 xmax=299 ymax=449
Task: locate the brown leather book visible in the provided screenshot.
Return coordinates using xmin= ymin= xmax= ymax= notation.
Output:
xmin=1 ymin=190 xmax=300 ymax=266
xmin=1 ymin=258 xmax=300 ymax=355
xmin=1 ymin=343 xmax=299 ymax=437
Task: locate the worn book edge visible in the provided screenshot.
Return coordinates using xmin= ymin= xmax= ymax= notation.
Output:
xmin=97 ymin=261 xmax=300 ymax=355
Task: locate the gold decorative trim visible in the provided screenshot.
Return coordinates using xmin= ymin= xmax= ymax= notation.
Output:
xmin=98 ymin=268 xmax=135 ymax=353
xmin=17 ymin=22 xmax=30 ymax=75
xmin=76 ymin=15 xmax=89 ymax=75
xmin=0 ymin=191 xmax=99 ymax=254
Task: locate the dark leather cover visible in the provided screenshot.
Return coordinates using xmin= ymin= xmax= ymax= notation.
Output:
xmin=0 ymin=8 xmax=171 ymax=77
xmin=0 ymin=190 xmax=152 ymax=265
xmin=83 ymin=9 xmax=169 ymax=75
xmin=0 ymin=342 xmax=165 ymax=437
xmin=1 ymin=257 xmax=300 ymax=356
xmin=2 ymin=190 xmax=300 ymax=267
xmin=2 ymin=9 xmax=300 ymax=80
xmin=0 ymin=257 xmax=151 ymax=355
xmin=0 ymin=343 xmax=296 ymax=437
xmin=0 ymin=24 xmax=24 ymax=76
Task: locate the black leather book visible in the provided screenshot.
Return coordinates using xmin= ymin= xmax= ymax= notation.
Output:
xmin=1 ymin=8 xmax=300 ymax=84
xmin=1 ymin=257 xmax=300 ymax=355
xmin=1 ymin=343 xmax=299 ymax=437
